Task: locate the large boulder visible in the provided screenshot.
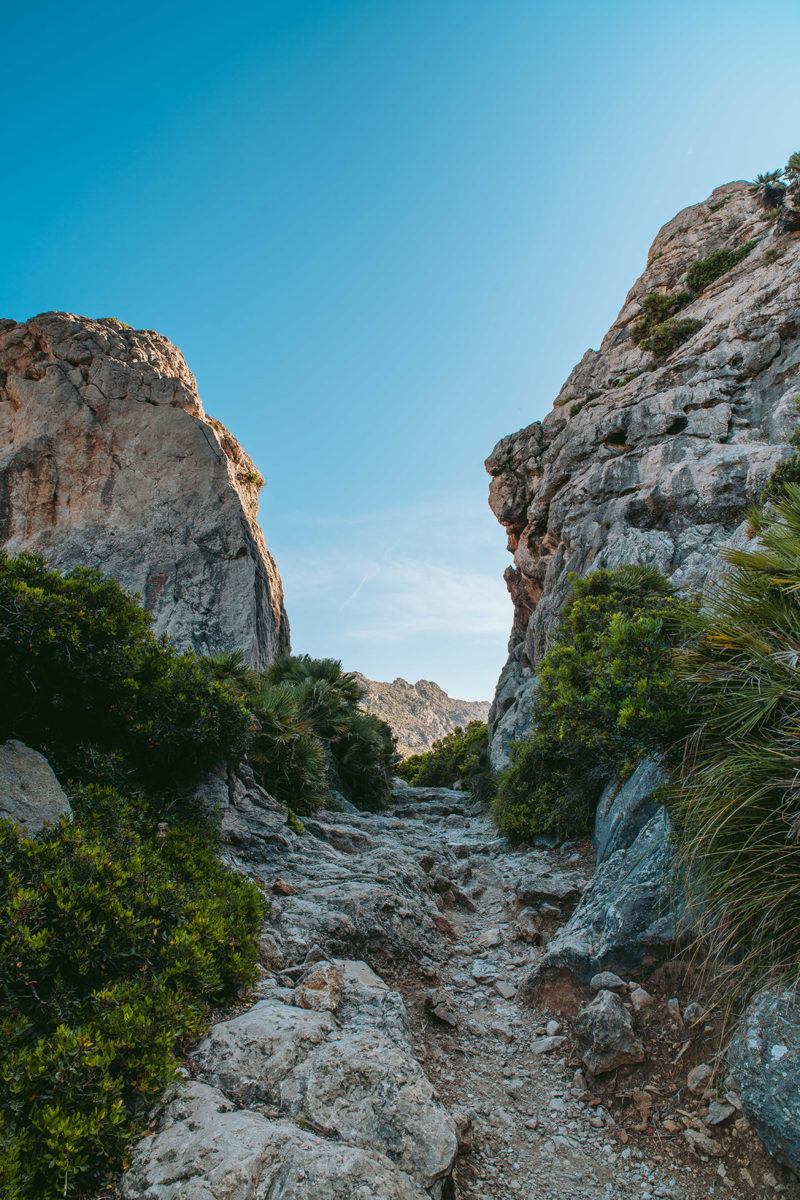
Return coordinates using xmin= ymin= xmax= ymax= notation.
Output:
xmin=521 ymin=809 xmax=679 ymax=1009
xmin=728 ymin=984 xmax=800 ymax=1176
xmin=0 ymin=740 xmax=71 ymax=833
xmin=120 ymin=1081 xmax=429 ymax=1200
xmin=190 ymin=962 xmax=458 ymax=1196
xmin=593 ymin=758 xmax=667 ymax=864
xmin=0 ymin=313 xmax=289 ymax=668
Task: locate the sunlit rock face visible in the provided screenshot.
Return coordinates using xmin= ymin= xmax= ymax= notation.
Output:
xmin=0 ymin=312 xmax=289 ymax=666
xmin=486 ymin=181 xmax=800 ymax=765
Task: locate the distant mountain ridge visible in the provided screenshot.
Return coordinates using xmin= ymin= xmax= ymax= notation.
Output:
xmin=353 ymin=673 xmax=489 ymax=758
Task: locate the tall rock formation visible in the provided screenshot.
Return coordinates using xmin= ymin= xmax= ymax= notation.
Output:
xmin=353 ymin=673 xmax=489 ymax=757
xmin=486 ymin=181 xmax=800 ymax=766
xmin=0 ymin=312 xmax=289 ymax=666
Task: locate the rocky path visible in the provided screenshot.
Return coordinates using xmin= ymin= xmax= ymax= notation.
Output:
xmin=120 ymin=770 xmax=798 ymax=1200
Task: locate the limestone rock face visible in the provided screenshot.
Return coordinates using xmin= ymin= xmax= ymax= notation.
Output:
xmin=0 ymin=313 xmax=289 ymax=667
xmin=0 ymin=739 xmax=71 ymax=833
xmin=486 ymin=183 xmax=800 ymax=753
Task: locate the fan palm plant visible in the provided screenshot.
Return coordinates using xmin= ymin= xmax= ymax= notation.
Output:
xmin=748 ymin=169 xmax=786 ymax=211
xmin=673 ymin=485 xmax=800 ymax=1001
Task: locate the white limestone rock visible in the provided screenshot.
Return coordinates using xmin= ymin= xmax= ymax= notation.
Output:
xmin=0 ymin=739 xmax=71 ymax=833
xmin=0 ymin=312 xmax=289 ymax=668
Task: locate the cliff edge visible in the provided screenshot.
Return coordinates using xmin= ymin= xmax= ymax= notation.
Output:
xmin=486 ymin=181 xmax=800 ymax=766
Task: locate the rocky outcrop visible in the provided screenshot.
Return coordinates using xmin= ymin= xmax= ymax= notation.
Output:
xmin=354 ymin=674 xmax=489 ymax=758
xmin=0 ymin=313 xmax=289 ymax=667
xmin=728 ymin=984 xmax=800 ymax=1177
xmin=487 ymin=182 xmax=800 ymax=759
xmin=0 ymin=739 xmax=71 ymax=832
xmin=120 ymin=1081 xmax=432 ymax=1200
xmin=522 ymin=808 xmax=679 ymax=1009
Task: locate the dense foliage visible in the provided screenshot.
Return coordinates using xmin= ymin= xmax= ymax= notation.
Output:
xmin=397 ymin=720 xmax=494 ymax=802
xmin=638 ymin=317 xmax=704 ymax=364
xmin=630 ymin=291 xmax=693 ymax=347
xmin=0 ymin=556 xmax=396 ymax=1197
xmin=492 ymin=566 xmax=686 ymax=841
xmin=0 ymin=792 xmax=263 ymax=1198
xmin=0 ymin=556 xmax=267 ymax=1198
xmin=673 ymin=486 xmax=800 ymax=997
xmin=209 ymin=652 xmax=398 ymax=813
xmin=0 ymin=552 xmax=251 ymax=807
xmin=684 ymin=242 xmax=754 ymax=294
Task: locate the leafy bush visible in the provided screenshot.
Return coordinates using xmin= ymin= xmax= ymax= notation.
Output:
xmin=398 ymin=720 xmax=494 ymax=802
xmin=0 ymin=790 xmax=264 ymax=1198
xmin=638 ymin=317 xmax=704 ymax=363
xmin=0 ymin=557 xmax=268 ymax=1196
xmin=0 ymin=552 xmax=250 ymax=803
xmin=492 ymin=566 xmax=686 ymax=841
xmin=684 ymin=242 xmax=755 ymax=294
xmin=672 ymin=485 xmax=800 ymax=998
xmin=630 ymin=291 xmax=693 ymax=346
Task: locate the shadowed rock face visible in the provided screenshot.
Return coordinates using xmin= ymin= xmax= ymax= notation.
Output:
xmin=486 ymin=182 xmax=800 ymax=763
xmin=0 ymin=312 xmax=289 ymax=667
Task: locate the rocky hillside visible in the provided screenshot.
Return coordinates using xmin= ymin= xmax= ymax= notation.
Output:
xmin=0 ymin=312 xmax=289 ymax=667
xmin=353 ymin=673 xmax=489 ymax=756
xmin=486 ymin=180 xmax=800 ymax=766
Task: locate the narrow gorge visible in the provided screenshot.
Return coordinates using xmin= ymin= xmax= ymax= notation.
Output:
xmin=2 ymin=165 xmax=800 ymax=1200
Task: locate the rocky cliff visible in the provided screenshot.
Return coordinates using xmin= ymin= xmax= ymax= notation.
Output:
xmin=353 ymin=673 xmax=489 ymax=757
xmin=0 ymin=312 xmax=289 ymax=666
xmin=486 ymin=181 xmax=800 ymax=766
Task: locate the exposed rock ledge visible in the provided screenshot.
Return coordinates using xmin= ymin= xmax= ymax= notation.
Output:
xmin=486 ymin=182 xmax=800 ymax=766
xmin=0 ymin=313 xmax=289 ymax=667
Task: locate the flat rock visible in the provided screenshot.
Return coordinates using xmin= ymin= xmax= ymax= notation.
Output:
xmin=0 ymin=740 xmax=71 ymax=833
xmin=119 ymin=1081 xmax=429 ymax=1200
xmin=514 ymin=866 xmax=583 ymax=908
xmin=190 ymin=966 xmax=457 ymax=1193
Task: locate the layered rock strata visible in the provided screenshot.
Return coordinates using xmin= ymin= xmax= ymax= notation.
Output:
xmin=0 ymin=313 xmax=289 ymax=667
xmin=487 ymin=182 xmax=800 ymax=764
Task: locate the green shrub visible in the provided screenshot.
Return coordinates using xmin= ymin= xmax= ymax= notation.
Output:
xmin=672 ymin=485 xmax=800 ymax=998
xmin=398 ymin=721 xmax=494 ymax=802
xmin=630 ymin=291 xmax=693 ymax=346
xmin=0 ymin=790 xmax=264 ymax=1197
xmin=684 ymin=242 xmax=755 ymax=294
xmin=263 ymin=654 xmax=397 ymax=810
xmin=0 ymin=553 xmax=250 ymax=802
xmin=492 ymin=566 xmax=686 ymax=841
xmin=639 ymin=317 xmax=704 ymax=363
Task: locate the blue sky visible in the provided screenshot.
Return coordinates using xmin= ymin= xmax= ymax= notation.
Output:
xmin=3 ymin=1 xmax=799 ymax=698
